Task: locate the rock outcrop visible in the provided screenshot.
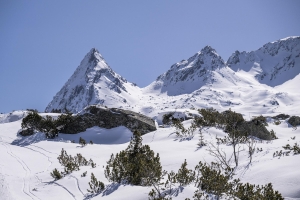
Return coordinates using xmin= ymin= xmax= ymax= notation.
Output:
xmin=61 ymin=105 xmax=156 ymax=135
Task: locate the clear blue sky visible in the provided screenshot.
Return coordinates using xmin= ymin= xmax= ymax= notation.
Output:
xmin=0 ymin=1 xmax=299 ymax=113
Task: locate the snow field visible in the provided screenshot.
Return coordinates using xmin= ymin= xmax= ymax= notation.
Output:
xmin=0 ymin=116 xmax=300 ymax=199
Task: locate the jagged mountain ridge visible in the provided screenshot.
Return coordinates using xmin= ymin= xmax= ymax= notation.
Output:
xmin=46 ymin=36 xmax=300 ymax=115
xmin=148 ymin=46 xmax=236 ymax=95
xmin=227 ymin=36 xmax=300 ymax=86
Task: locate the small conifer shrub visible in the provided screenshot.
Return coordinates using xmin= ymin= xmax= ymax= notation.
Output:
xmin=176 ymin=159 xmax=195 ymax=186
xmin=274 ymin=120 xmax=281 ymax=125
xmin=105 ymin=131 xmax=163 ymax=186
xmin=194 ymin=162 xmax=232 ymax=199
xmin=81 ymin=171 xmax=87 ymax=177
xmin=287 ymin=116 xmax=300 ymax=127
xmin=51 ymin=148 xmax=96 ymax=180
xmin=105 ymin=130 xmax=166 ymax=198
xmin=79 ymin=137 xmax=87 ymax=146
xmin=197 ymin=131 xmax=206 ymax=148
xmin=270 ymin=129 xmax=278 ymax=139
xmin=251 ymin=115 xmax=268 ymax=126
xmin=162 ymin=112 xmax=175 ymax=125
xmin=282 ymin=143 xmax=300 ymax=155
xmin=164 ymin=171 xmax=177 ymax=195
xmin=50 ymin=168 xmax=62 ymax=180
xmin=87 ymin=173 xmax=105 ymax=193
xmin=193 ymin=161 xmax=283 ymax=199
xmin=21 ymin=111 xmax=42 ymax=131
xmin=272 ymin=113 xmax=290 ymax=120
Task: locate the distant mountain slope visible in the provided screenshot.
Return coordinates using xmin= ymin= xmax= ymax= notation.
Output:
xmin=45 ymin=48 xmax=140 ymax=113
xmin=227 ymin=36 xmax=300 ymax=86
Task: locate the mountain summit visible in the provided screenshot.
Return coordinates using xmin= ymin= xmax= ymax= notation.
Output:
xmin=45 ymin=48 xmax=138 ymax=113
xmin=149 ymin=45 xmax=234 ymax=95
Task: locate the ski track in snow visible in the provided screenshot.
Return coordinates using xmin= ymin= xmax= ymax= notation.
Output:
xmin=53 ymin=182 xmax=76 ymax=200
xmin=70 ymin=175 xmax=84 ymax=196
xmin=30 ymin=145 xmax=59 ymax=156
xmin=23 ymin=146 xmax=53 ymax=173
xmin=0 ymin=137 xmax=12 ymax=200
xmin=0 ymin=137 xmax=40 ymax=200
xmin=17 ymin=142 xmax=82 ymax=200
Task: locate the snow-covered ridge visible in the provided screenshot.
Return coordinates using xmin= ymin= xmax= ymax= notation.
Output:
xmin=150 ymin=46 xmax=227 ymax=95
xmin=227 ymin=36 xmax=300 ymax=86
xmin=45 ymin=36 xmax=300 ymax=116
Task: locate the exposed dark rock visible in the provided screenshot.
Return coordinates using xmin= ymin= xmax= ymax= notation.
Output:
xmin=60 ymin=106 xmax=157 ymax=135
xmin=288 ymin=116 xmax=300 ymax=127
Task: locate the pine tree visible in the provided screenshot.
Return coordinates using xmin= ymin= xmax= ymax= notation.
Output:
xmin=21 ymin=111 xmax=42 ymax=131
xmin=40 ymin=115 xmax=58 ymax=138
xmin=50 ymin=168 xmax=62 ymax=180
xmin=79 ymin=137 xmax=86 ymax=146
xmin=197 ymin=127 xmax=206 ymax=148
xmin=176 ymin=159 xmax=194 ymax=187
xmin=104 ymin=130 xmax=163 ymax=187
xmin=194 ymin=162 xmax=232 ymax=199
xmin=87 ymin=173 xmax=105 ymax=193
xmin=164 ymin=170 xmax=177 ymax=195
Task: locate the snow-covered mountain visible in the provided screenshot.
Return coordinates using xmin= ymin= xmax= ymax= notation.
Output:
xmin=45 ymin=48 xmax=141 ymax=113
xmin=227 ymin=36 xmax=300 ymax=86
xmin=148 ymin=46 xmax=236 ymax=95
xmin=45 ymin=36 xmax=300 ymax=117
xmin=1 ymin=37 xmax=300 ymax=200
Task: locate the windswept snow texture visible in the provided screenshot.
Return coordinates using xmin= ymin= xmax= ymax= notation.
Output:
xmin=0 ymin=114 xmax=300 ymax=199
xmin=45 ymin=36 xmax=300 ymax=119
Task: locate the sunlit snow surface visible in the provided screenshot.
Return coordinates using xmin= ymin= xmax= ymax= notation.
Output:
xmin=0 ymin=113 xmax=300 ymax=199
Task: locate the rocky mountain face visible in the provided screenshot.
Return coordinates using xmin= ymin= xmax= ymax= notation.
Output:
xmin=45 ymin=48 xmax=138 ymax=113
xmin=45 ymin=37 xmax=300 ymax=115
xmin=227 ymin=36 xmax=300 ymax=86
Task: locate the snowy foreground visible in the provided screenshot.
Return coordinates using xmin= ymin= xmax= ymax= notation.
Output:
xmin=0 ymin=113 xmax=300 ymax=200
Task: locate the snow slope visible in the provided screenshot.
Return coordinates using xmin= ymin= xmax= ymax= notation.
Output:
xmin=0 ymin=114 xmax=300 ymax=199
